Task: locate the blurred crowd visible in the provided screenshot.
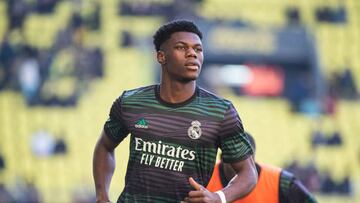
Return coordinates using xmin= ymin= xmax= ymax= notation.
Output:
xmin=284 ymin=159 xmax=352 ymax=196
xmin=0 ymin=0 xmax=103 ymax=106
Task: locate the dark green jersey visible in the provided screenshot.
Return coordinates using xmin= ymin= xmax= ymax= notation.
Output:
xmin=104 ymin=85 xmax=253 ymax=203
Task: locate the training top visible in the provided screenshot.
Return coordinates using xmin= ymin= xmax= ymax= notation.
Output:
xmin=104 ymin=84 xmax=253 ymax=203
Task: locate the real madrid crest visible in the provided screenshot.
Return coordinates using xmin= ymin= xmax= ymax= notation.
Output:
xmin=188 ymin=120 xmax=202 ymax=139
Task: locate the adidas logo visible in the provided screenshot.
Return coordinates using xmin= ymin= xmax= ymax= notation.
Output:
xmin=135 ymin=118 xmax=148 ymax=129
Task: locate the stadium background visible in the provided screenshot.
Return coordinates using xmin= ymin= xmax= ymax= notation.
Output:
xmin=0 ymin=0 xmax=359 ymax=202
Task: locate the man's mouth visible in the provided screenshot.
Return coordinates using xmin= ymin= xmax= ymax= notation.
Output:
xmin=185 ymin=62 xmax=199 ymax=70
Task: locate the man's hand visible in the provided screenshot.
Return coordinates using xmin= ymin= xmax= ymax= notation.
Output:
xmin=183 ymin=177 xmax=221 ymax=203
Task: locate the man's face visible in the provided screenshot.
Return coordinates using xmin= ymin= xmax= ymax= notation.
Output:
xmin=158 ymin=32 xmax=204 ymax=82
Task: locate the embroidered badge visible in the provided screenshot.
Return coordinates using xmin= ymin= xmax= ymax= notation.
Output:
xmin=188 ymin=120 xmax=202 ymax=139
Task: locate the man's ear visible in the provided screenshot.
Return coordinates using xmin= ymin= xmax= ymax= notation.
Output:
xmin=157 ymin=51 xmax=166 ymax=65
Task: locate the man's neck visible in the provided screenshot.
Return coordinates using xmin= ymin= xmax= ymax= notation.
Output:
xmin=159 ymin=81 xmax=196 ymax=104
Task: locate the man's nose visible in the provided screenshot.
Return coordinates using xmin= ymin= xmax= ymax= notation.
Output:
xmin=186 ymin=48 xmax=197 ymax=58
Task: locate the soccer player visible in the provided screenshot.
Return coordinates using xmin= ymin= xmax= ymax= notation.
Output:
xmin=207 ymin=132 xmax=317 ymax=203
xmin=93 ymin=20 xmax=257 ymax=203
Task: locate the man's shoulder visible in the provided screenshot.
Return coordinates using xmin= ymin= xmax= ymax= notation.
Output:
xmin=198 ymin=87 xmax=232 ymax=107
xmin=122 ymin=85 xmax=156 ymax=99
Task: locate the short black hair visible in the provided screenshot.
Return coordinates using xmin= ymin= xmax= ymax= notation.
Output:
xmin=153 ymin=20 xmax=203 ymax=51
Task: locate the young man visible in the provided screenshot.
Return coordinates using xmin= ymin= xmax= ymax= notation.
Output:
xmin=93 ymin=20 xmax=257 ymax=203
xmin=207 ymin=132 xmax=317 ymax=203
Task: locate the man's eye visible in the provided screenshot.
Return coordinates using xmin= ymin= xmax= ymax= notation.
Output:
xmin=194 ymin=48 xmax=203 ymax=52
xmin=176 ymin=46 xmax=186 ymax=50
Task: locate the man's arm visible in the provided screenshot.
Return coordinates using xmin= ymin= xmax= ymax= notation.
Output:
xmin=93 ymin=130 xmax=120 ymax=203
xmin=186 ymin=156 xmax=257 ymax=203
xmin=222 ymin=156 xmax=258 ymax=201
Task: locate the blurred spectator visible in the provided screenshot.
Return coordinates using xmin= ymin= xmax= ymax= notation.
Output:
xmin=37 ymin=49 xmax=53 ymax=82
xmin=326 ymin=131 xmax=342 ymax=146
xmin=17 ymin=46 xmax=41 ymax=105
xmin=53 ymin=27 xmax=74 ymax=51
xmin=74 ymin=46 xmax=103 ymax=82
xmin=39 ymin=46 xmax=78 ymax=106
xmin=325 ymin=71 xmax=340 ymax=115
xmin=0 ymin=183 xmax=15 ymax=203
xmin=71 ymin=11 xmax=84 ymax=30
xmin=339 ymin=69 xmax=358 ymax=99
xmin=120 ymin=31 xmax=134 ymax=48
xmin=300 ymin=98 xmax=322 ymax=117
xmin=322 ymin=68 xmax=358 ymax=113
xmin=72 ymin=187 xmax=96 ymax=203
xmin=13 ymin=177 xmax=42 ymax=203
xmin=285 ymin=6 xmax=301 ymax=25
xmin=6 ymin=0 xmax=28 ymax=31
xmin=328 ymin=72 xmax=341 ymax=98
xmin=288 ymin=73 xmax=313 ymax=112
xmin=319 ymin=169 xmax=351 ymax=195
xmin=85 ymin=1 xmax=101 ymax=31
xmin=31 ymin=130 xmax=69 ymax=157
xmin=284 ymin=159 xmax=302 ymax=176
xmin=30 ymin=130 xmax=56 ymax=158
xmin=53 ymin=137 xmax=67 ymax=155
xmin=118 ymin=1 xmax=170 ymax=16
xmin=285 ymin=160 xmax=352 ymax=195
xmin=92 ymin=48 xmax=104 ymax=77
xmin=319 ymin=170 xmax=352 ymax=195
xmin=337 ymin=172 xmax=352 ymax=195
xmin=315 ymin=6 xmax=347 ymax=23
xmin=311 ymin=129 xmax=326 ymax=148
xmin=303 ymin=161 xmax=321 ymax=192
xmin=0 ymin=153 xmax=5 ymax=171
xmin=23 ymin=181 xmax=41 ymax=203
xmin=166 ymin=0 xmax=201 ymax=21
xmin=322 ymin=94 xmax=337 ymax=115
xmin=0 ymin=33 xmax=16 ymax=90
xmin=320 ymin=170 xmax=336 ymax=193
xmin=36 ymin=0 xmax=59 ymax=14
xmin=119 ymin=1 xmax=151 ymax=15
xmin=38 ymin=41 xmax=103 ymax=106
xmin=311 ymin=129 xmax=343 ymax=148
